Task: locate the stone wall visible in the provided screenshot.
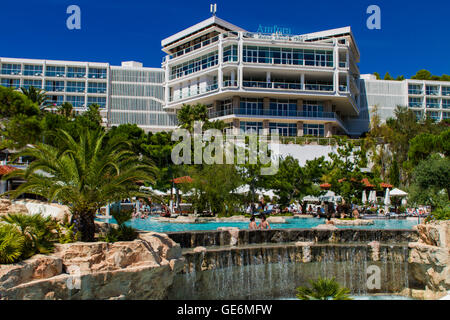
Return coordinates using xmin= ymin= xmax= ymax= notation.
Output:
xmin=406 ymin=221 xmax=450 ymax=299
xmin=0 ymin=232 xmax=184 ymax=300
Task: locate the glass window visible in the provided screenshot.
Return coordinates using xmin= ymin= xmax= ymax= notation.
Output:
xmin=88 ymin=82 xmax=107 ymax=93
xmin=170 ymin=51 xmax=218 ymax=80
xmin=240 ymin=121 xmax=263 ymax=134
xmin=269 ymin=122 xmax=297 ymax=136
xmin=1 ymin=78 xmax=20 ymax=88
xmin=443 ymin=99 xmax=450 ymax=109
xmin=443 ymin=112 xmax=450 ymax=119
xmin=1 ymin=64 xmax=21 ymax=75
xmin=66 ymin=81 xmax=85 ymax=93
xmin=303 ymin=123 xmax=325 ymax=136
xmin=88 ymin=68 xmax=107 ymax=79
xmin=426 ymin=85 xmax=439 ymax=96
xmin=408 ymin=84 xmax=422 ymax=95
xmin=66 ymin=95 xmax=85 ymax=108
xmin=426 ymin=111 xmax=440 ymax=121
xmin=409 ymin=97 xmax=423 ymax=108
xmin=442 ymin=87 xmax=450 ymax=96
xmin=426 ymin=98 xmax=440 ymax=108
xmin=87 ymin=96 xmax=106 ymax=108
xmin=223 ymin=45 xmax=238 ymax=62
xmin=67 ymin=67 xmax=86 ymax=78
xmin=23 ymin=79 xmax=42 ymax=89
xmin=23 ymin=65 xmax=43 ymax=76
xmin=47 ymin=95 xmax=64 ymax=106
xmin=46 ymin=66 xmax=65 ymax=77
xmin=45 ymin=80 xmax=64 ymax=92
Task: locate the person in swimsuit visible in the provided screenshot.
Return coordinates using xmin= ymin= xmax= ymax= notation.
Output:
xmin=249 ymin=216 xmax=257 ymax=230
xmin=258 ymin=214 xmax=271 ymax=230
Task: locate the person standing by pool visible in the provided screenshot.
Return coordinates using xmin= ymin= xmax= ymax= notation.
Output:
xmin=249 ymin=216 xmax=257 ymax=230
xmin=259 ymin=214 xmax=271 ymax=230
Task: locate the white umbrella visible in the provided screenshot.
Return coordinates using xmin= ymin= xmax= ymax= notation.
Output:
xmin=362 ymin=190 xmax=367 ymax=204
xmin=384 ymin=188 xmax=391 ymax=205
xmin=389 ymin=188 xmax=408 ymax=197
xmin=232 ymin=185 xmax=250 ymax=194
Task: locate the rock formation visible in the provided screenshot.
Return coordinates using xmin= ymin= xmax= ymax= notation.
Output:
xmin=0 ymin=232 xmax=184 ymax=300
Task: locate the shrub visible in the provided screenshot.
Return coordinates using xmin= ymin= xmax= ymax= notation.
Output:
xmin=0 ymin=213 xmax=58 ymax=259
xmin=0 ymin=223 xmax=25 ymax=264
xmin=100 ymin=204 xmax=138 ymax=243
xmin=56 ymin=221 xmax=81 ymax=244
xmin=296 ymin=277 xmax=353 ymax=300
xmin=425 ymin=205 xmax=450 ymax=222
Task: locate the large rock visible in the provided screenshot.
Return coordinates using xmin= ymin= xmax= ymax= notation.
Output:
xmin=0 ymin=232 xmax=184 ymax=300
xmin=266 ymin=216 xmax=286 ymax=224
xmin=0 ymin=199 xmax=28 ymax=216
xmin=331 ymin=218 xmax=374 ymax=226
xmin=408 ymin=221 xmax=450 ymax=296
xmin=313 ymin=224 xmax=338 ymax=230
xmin=217 ymin=227 xmax=239 ymax=246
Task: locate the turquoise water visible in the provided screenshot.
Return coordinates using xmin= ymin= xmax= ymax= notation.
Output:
xmin=97 ymin=216 xmax=418 ymax=233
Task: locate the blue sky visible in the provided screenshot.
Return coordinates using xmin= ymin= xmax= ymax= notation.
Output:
xmin=1 ymin=0 xmax=449 ymax=77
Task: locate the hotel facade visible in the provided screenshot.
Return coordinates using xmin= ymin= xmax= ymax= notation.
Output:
xmin=1 ymin=16 xmax=449 ymax=136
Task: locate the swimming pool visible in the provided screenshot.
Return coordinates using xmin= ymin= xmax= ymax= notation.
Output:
xmin=97 ymin=216 xmax=418 ymax=233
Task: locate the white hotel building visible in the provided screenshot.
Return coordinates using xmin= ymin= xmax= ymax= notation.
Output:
xmin=1 ymin=15 xmax=449 ymax=136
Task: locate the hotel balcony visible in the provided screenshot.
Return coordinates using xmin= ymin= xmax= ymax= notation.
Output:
xmin=209 ymin=108 xmax=347 ymax=132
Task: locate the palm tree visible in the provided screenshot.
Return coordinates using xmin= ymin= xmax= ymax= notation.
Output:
xmin=20 ymin=86 xmax=49 ymax=110
xmin=57 ymin=102 xmax=74 ymax=118
xmin=296 ymin=277 xmax=353 ymax=300
xmin=5 ymin=127 xmax=157 ymax=242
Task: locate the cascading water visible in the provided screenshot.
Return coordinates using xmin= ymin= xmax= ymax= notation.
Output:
xmin=167 ymin=242 xmax=412 ymax=300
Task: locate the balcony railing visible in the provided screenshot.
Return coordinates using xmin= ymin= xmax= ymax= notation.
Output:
xmin=170 ymin=35 xmax=220 ymax=59
xmin=426 ymin=90 xmax=440 ymax=96
xmin=223 ymin=80 xmax=238 ymax=87
xmin=408 ymin=89 xmax=423 ymax=95
xmin=339 ymin=61 xmax=348 ymax=68
xmin=169 ymin=83 xmax=218 ymax=102
xmin=426 ymin=103 xmax=440 ymax=109
xmin=209 ymin=108 xmax=343 ymax=122
xmin=409 ymin=102 xmax=423 ymax=108
xmin=242 ymin=81 xmax=334 ymax=92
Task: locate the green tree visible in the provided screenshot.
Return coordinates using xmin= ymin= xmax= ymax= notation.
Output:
xmin=411 ymin=69 xmax=432 ymax=80
xmin=373 ymin=72 xmax=381 ymax=80
xmin=177 ymin=103 xmax=226 ymax=132
xmin=4 ymin=127 xmax=157 ymax=242
xmin=20 ymin=86 xmax=49 ymax=110
xmin=57 ymin=102 xmax=74 ymax=119
xmin=296 ymin=277 xmax=352 ymax=300
xmin=384 ymin=72 xmax=394 ymax=80
xmin=411 ymin=154 xmax=450 ymax=202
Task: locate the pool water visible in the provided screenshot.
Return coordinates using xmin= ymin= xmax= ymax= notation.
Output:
xmin=97 ymin=216 xmax=418 ymax=233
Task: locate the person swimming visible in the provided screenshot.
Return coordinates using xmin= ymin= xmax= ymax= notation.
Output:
xmin=258 ymin=214 xmax=271 ymax=230
xmin=249 ymin=216 xmax=257 ymax=230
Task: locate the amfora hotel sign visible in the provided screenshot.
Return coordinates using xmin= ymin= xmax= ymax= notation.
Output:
xmin=256 ymin=24 xmax=292 ymax=35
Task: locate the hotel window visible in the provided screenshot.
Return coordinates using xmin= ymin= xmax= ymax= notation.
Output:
xmin=45 ymin=80 xmax=64 ymax=92
xmin=239 ymin=98 xmax=263 ymax=115
xmin=413 ymin=110 xmax=423 ymax=120
xmin=408 ymin=97 xmax=423 ymax=108
xmin=408 ymin=84 xmax=422 ymax=95
xmin=268 ymin=122 xmax=297 ymax=136
xmin=1 ymin=64 xmax=21 ymax=75
xmin=426 ymin=85 xmax=439 ymax=96
xmin=240 ymin=121 xmax=263 ymax=134
xmin=426 ymin=98 xmax=440 ymax=108
xmin=66 ymin=81 xmax=85 ymax=93
xmin=46 ymin=66 xmax=65 ymax=77
xmin=426 ymin=111 xmax=440 ymax=121
xmin=443 ymin=112 xmax=450 ymax=120
xmin=1 ymin=78 xmax=20 ymax=88
xmin=47 ymin=95 xmax=64 ymax=106
xmin=442 ymin=87 xmax=450 ymax=96
xmin=88 ymin=82 xmax=107 ymax=93
xmin=223 ymin=45 xmax=238 ymax=62
xmin=87 ymin=96 xmax=106 ymax=108
xmin=170 ymin=51 xmax=218 ymax=80
xmin=443 ymin=99 xmax=450 ymax=109
xmin=88 ymin=68 xmax=107 ymax=79
xmin=66 ymin=95 xmax=85 ymax=108
xmin=303 ymin=123 xmax=325 ymax=137
xmin=23 ymin=79 xmax=42 ymax=89
xmin=303 ymin=101 xmax=324 ymax=117
xmin=23 ymin=65 xmax=43 ymax=76
xmin=269 ymin=99 xmax=297 ymax=116
xmin=67 ymin=67 xmax=86 ymax=78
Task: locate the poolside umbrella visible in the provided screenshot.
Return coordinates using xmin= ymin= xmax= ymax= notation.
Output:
xmin=384 ymin=188 xmax=391 ymax=213
xmin=362 ymin=190 xmax=367 ymax=205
